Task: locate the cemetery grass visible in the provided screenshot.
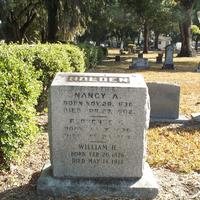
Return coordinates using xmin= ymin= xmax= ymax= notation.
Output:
xmin=0 ymin=49 xmax=200 ymax=200
xmin=94 ymin=49 xmax=200 ymax=173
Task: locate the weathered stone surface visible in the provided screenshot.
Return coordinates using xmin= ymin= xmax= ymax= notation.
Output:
xmin=163 ymin=45 xmax=175 ymax=70
xmin=129 ymin=58 xmax=149 ymax=70
xmin=37 ymin=161 xmax=159 ymax=199
xmin=49 ymin=72 xmax=150 ymax=178
xmin=147 ymin=82 xmax=180 ymax=119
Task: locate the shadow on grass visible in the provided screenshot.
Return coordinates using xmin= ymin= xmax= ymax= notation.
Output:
xmin=149 ymin=121 xmax=200 ymax=132
xmin=99 ymin=53 xmax=199 ymax=73
xmin=0 ymin=172 xmax=44 ymax=200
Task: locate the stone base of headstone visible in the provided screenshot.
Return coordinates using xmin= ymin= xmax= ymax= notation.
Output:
xmin=191 ymin=113 xmax=200 ymax=122
xmin=37 ymin=161 xmax=159 ymax=199
xmin=162 ymin=64 xmax=175 ymax=70
xmin=150 ymin=115 xmax=189 ymax=124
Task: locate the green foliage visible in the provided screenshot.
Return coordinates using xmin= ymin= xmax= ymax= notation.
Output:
xmin=78 ymin=43 xmax=107 ymax=69
xmin=97 ymin=46 xmax=108 ymax=63
xmin=32 ymin=44 xmax=85 ymax=110
xmin=2 ymin=43 xmax=85 ymax=111
xmin=0 ymin=43 xmax=86 ymax=167
xmin=0 ymin=44 xmax=42 ymax=168
xmin=191 ymin=25 xmax=200 ymax=35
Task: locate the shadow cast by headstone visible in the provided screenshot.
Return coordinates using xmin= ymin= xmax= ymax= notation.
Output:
xmin=101 ymin=55 xmax=198 ymax=73
xmin=149 ymin=120 xmax=200 ymax=131
xmin=167 ymin=121 xmax=200 ymax=131
xmin=0 ymin=172 xmax=44 ymax=200
xmin=0 ymin=170 xmax=140 ymax=200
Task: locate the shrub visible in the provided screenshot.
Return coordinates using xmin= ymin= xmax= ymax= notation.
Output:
xmin=78 ymin=43 xmax=107 ymax=69
xmin=100 ymin=46 xmax=108 ymax=57
xmin=31 ymin=44 xmax=85 ymax=110
xmin=96 ymin=46 xmax=108 ymax=64
xmin=0 ymin=45 xmax=42 ymax=168
xmin=0 ymin=43 xmax=86 ymax=167
xmin=78 ymin=43 xmax=98 ymax=69
xmin=0 ymin=43 xmax=86 ymax=111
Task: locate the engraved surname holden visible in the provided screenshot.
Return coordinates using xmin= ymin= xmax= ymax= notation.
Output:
xmin=67 ymin=75 xmax=130 ymax=83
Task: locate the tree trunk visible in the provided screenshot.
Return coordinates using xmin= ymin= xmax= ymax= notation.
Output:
xmin=178 ymin=1 xmax=195 ymax=57
xmin=137 ymin=31 xmax=141 ymax=45
xmin=154 ymin=32 xmax=160 ymax=50
xmin=41 ymin=27 xmax=47 ymax=43
xmin=47 ymin=0 xmax=59 ymax=43
xmin=195 ymin=35 xmax=199 ymax=51
xmin=143 ymin=20 xmax=149 ymax=53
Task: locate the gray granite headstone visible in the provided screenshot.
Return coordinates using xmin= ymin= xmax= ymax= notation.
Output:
xmin=162 ymin=45 xmax=175 ymax=69
xmin=37 ymin=73 xmax=158 ymax=199
xmin=156 ymin=52 xmax=163 ymax=64
xmin=147 ymin=82 xmax=180 ymax=119
xmin=129 ymin=58 xmax=149 ymax=70
xmin=196 ymin=62 xmax=200 ymax=72
xmin=49 ymin=73 xmax=149 ymax=178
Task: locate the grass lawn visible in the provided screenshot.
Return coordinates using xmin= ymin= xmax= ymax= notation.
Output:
xmin=93 ymin=48 xmax=200 ymax=173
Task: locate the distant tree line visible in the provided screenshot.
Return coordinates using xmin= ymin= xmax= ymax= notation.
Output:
xmin=0 ymin=0 xmax=199 ymax=57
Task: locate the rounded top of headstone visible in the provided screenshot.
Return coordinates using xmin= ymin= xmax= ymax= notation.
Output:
xmin=165 ymin=44 xmax=174 ymax=50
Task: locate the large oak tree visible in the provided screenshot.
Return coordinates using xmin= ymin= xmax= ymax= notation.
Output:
xmin=177 ymin=0 xmax=197 ymax=57
xmin=0 ymin=0 xmax=42 ymax=43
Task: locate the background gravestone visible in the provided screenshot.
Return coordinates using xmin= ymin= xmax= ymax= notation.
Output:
xmin=138 ymin=52 xmax=143 ymax=58
xmin=156 ymin=52 xmax=163 ymax=64
xmin=129 ymin=58 xmax=149 ymax=70
xmin=147 ymin=82 xmax=180 ymax=119
xmin=162 ymin=44 xmax=175 ymax=70
xmin=37 ymin=72 xmax=158 ymax=199
xmin=196 ymin=62 xmax=200 ymax=72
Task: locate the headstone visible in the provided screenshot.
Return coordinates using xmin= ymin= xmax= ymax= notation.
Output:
xmin=196 ymin=62 xmax=200 ymax=72
xmin=162 ymin=44 xmax=175 ymax=70
xmin=138 ymin=52 xmax=143 ymax=58
xmin=129 ymin=58 xmax=149 ymax=70
xmin=120 ymin=49 xmax=126 ymax=55
xmin=147 ymin=82 xmax=188 ymax=123
xmin=37 ymin=72 xmax=158 ymax=199
xmin=115 ymin=55 xmax=121 ymax=62
xmin=156 ymin=52 xmax=163 ymax=64
xmin=128 ymin=44 xmax=136 ymax=54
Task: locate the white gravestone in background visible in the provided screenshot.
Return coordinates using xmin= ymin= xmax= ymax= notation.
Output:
xmin=129 ymin=58 xmax=149 ymax=70
xmin=163 ymin=44 xmax=175 ymax=69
